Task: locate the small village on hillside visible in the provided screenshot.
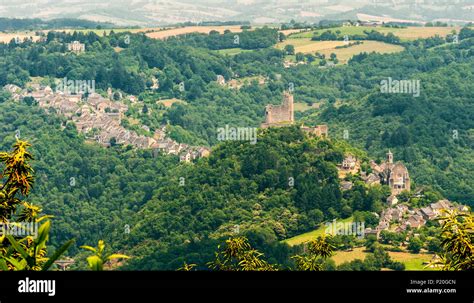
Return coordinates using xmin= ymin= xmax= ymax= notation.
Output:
xmin=261 ymin=91 xmax=470 ymax=240
xmin=3 ymin=83 xmax=210 ymax=162
xmin=4 ymin=78 xmax=472 ymax=237
xmin=338 ymin=151 xmax=469 ymax=237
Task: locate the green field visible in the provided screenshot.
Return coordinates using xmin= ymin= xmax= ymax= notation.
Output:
xmin=280 ymin=39 xmax=404 ymax=64
xmin=283 ymin=216 xmax=354 ymax=246
xmin=277 ymin=39 xmax=346 ymax=53
xmin=332 ymin=246 xmax=436 ymax=270
xmin=215 ymin=48 xmax=252 ymax=56
xmin=289 ymin=26 xmax=461 ymax=42
xmin=294 ymin=102 xmax=320 ymax=112
xmin=320 ymin=41 xmax=404 ymax=64
xmin=284 ymin=217 xmax=437 ymax=270
xmin=395 ymin=254 xmax=434 ymax=270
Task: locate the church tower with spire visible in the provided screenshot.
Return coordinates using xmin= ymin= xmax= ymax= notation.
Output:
xmin=387 ymin=150 xmax=393 ymax=164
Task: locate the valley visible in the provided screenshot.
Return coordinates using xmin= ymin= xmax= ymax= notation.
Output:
xmin=0 ymin=17 xmax=472 ymax=271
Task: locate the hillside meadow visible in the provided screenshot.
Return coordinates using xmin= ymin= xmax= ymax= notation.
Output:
xmin=277 ymin=38 xmax=405 ymax=64
xmin=332 ymin=247 xmax=436 ymax=271
xmin=289 ymin=26 xmax=461 ymax=41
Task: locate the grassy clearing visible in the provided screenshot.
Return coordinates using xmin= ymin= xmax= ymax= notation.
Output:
xmin=278 ymin=39 xmax=404 ymax=64
xmin=331 ymin=246 xmax=436 ymax=270
xmin=215 ymin=48 xmax=252 ymax=56
xmin=319 ymin=41 xmax=404 ymax=64
xmin=280 ymin=29 xmax=308 ymax=36
xmin=62 ymin=28 xmax=152 ymax=35
xmin=156 ymin=98 xmax=186 ymax=108
xmin=276 ymin=39 xmax=346 ymax=54
xmin=146 ymin=26 xmax=245 ymax=40
xmin=332 ymin=247 xmax=368 ymax=265
xmin=290 ymin=26 xmax=388 ymax=38
xmin=0 ymin=25 xmax=249 ymax=40
xmin=289 ymin=26 xmax=460 ymax=41
xmin=283 ymin=216 xmax=354 ymax=246
xmin=294 ymin=102 xmax=320 ymax=112
xmin=0 ymin=32 xmax=41 ymax=43
xmin=388 ymin=251 xmax=435 ymax=270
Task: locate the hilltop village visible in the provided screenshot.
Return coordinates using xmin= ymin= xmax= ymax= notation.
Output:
xmin=261 ymin=91 xmax=470 ymax=236
xmin=4 ymin=76 xmax=472 ymax=233
xmin=3 ymin=83 xmax=210 ymax=162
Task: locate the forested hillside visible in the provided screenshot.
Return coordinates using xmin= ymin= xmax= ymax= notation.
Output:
xmin=0 ymin=25 xmax=473 ymax=269
xmin=0 ymin=104 xmax=389 ymax=268
xmin=295 ymin=35 xmax=474 ymax=203
xmin=0 ymin=103 xmax=178 ymax=254
xmin=0 ymin=17 xmax=114 ymax=31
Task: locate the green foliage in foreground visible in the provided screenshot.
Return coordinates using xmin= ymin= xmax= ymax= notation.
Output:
xmin=431 ymin=210 xmax=473 ymax=270
xmin=0 ymin=140 xmax=74 ymax=271
xmin=0 ymin=140 xmax=130 ymax=271
xmin=207 ymin=237 xmax=277 ymax=271
xmin=182 ymin=235 xmax=334 ymax=271
xmin=81 ymin=240 xmax=129 ymax=271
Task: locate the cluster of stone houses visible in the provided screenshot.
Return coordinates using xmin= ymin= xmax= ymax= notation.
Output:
xmin=3 ymin=83 xmax=210 ymax=162
xmin=338 ymin=150 xmax=411 ymax=205
xmin=153 ymin=136 xmax=210 ymax=162
xmin=365 ymin=199 xmax=469 ymax=238
xmin=216 ymin=74 xmax=265 ymax=90
xmin=335 ymin=142 xmax=470 ymax=240
xmin=337 ymin=154 xmax=359 ymax=179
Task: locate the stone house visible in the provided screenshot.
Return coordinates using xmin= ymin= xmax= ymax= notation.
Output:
xmin=370 ymin=150 xmax=410 ymax=195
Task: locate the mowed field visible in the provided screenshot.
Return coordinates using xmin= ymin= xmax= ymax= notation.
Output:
xmin=282 ymin=216 xmax=354 ymax=246
xmin=277 ymin=38 xmax=404 ymax=64
xmin=63 ymin=28 xmax=155 ymax=35
xmin=156 ymin=98 xmax=186 ymax=107
xmin=293 ymin=102 xmax=320 ymax=112
xmin=332 ymin=246 xmax=436 ymax=270
xmin=0 ymin=32 xmax=41 ymax=43
xmin=0 ymin=25 xmax=249 ymax=43
xmin=320 ymin=41 xmax=404 ymax=64
xmin=277 ymin=38 xmax=346 ymax=53
xmin=0 ymin=28 xmax=150 ymax=43
xmin=215 ymin=48 xmax=253 ymax=56
xmin=290 ymin=26 xmax=462 ymax=41
xmin=146 ymin=26 xmax=245 ymax=40
xmin=283 ymin=220 xmax=436 ymax=270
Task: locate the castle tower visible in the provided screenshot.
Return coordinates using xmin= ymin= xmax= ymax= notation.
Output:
xmin=261 ymin=92 xmax=295 ymax=128
xmin=265 ymin=105 xmax=273 ymax=124
xmin=283 ymin=91 xmax=294 ymax=122
xmin=387 ymin=150 xmax=393 ymax=164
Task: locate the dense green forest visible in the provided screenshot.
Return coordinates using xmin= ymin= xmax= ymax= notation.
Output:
xmin=0 ymin=104 xmax=391 ymax=268
xmin=0 ymin=18 xmax=115 ymax=31
xmin=0 ymin=17 xmax=115 ymax=31
xmin=0 ymin=103 xmax=178 ymax=255
xmin=296 ymin=35 xmax=474 ymax=203
xmin=176 ymin=27 xmax=280 ymax=50
xmin=0 ymin=25 xmax=473 ymax=269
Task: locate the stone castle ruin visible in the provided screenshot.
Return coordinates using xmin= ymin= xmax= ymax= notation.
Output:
xmin=261 ymin=91 xmax=294 ymax=128
xmin=261 ymin=92 xmax=328 ymax=137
